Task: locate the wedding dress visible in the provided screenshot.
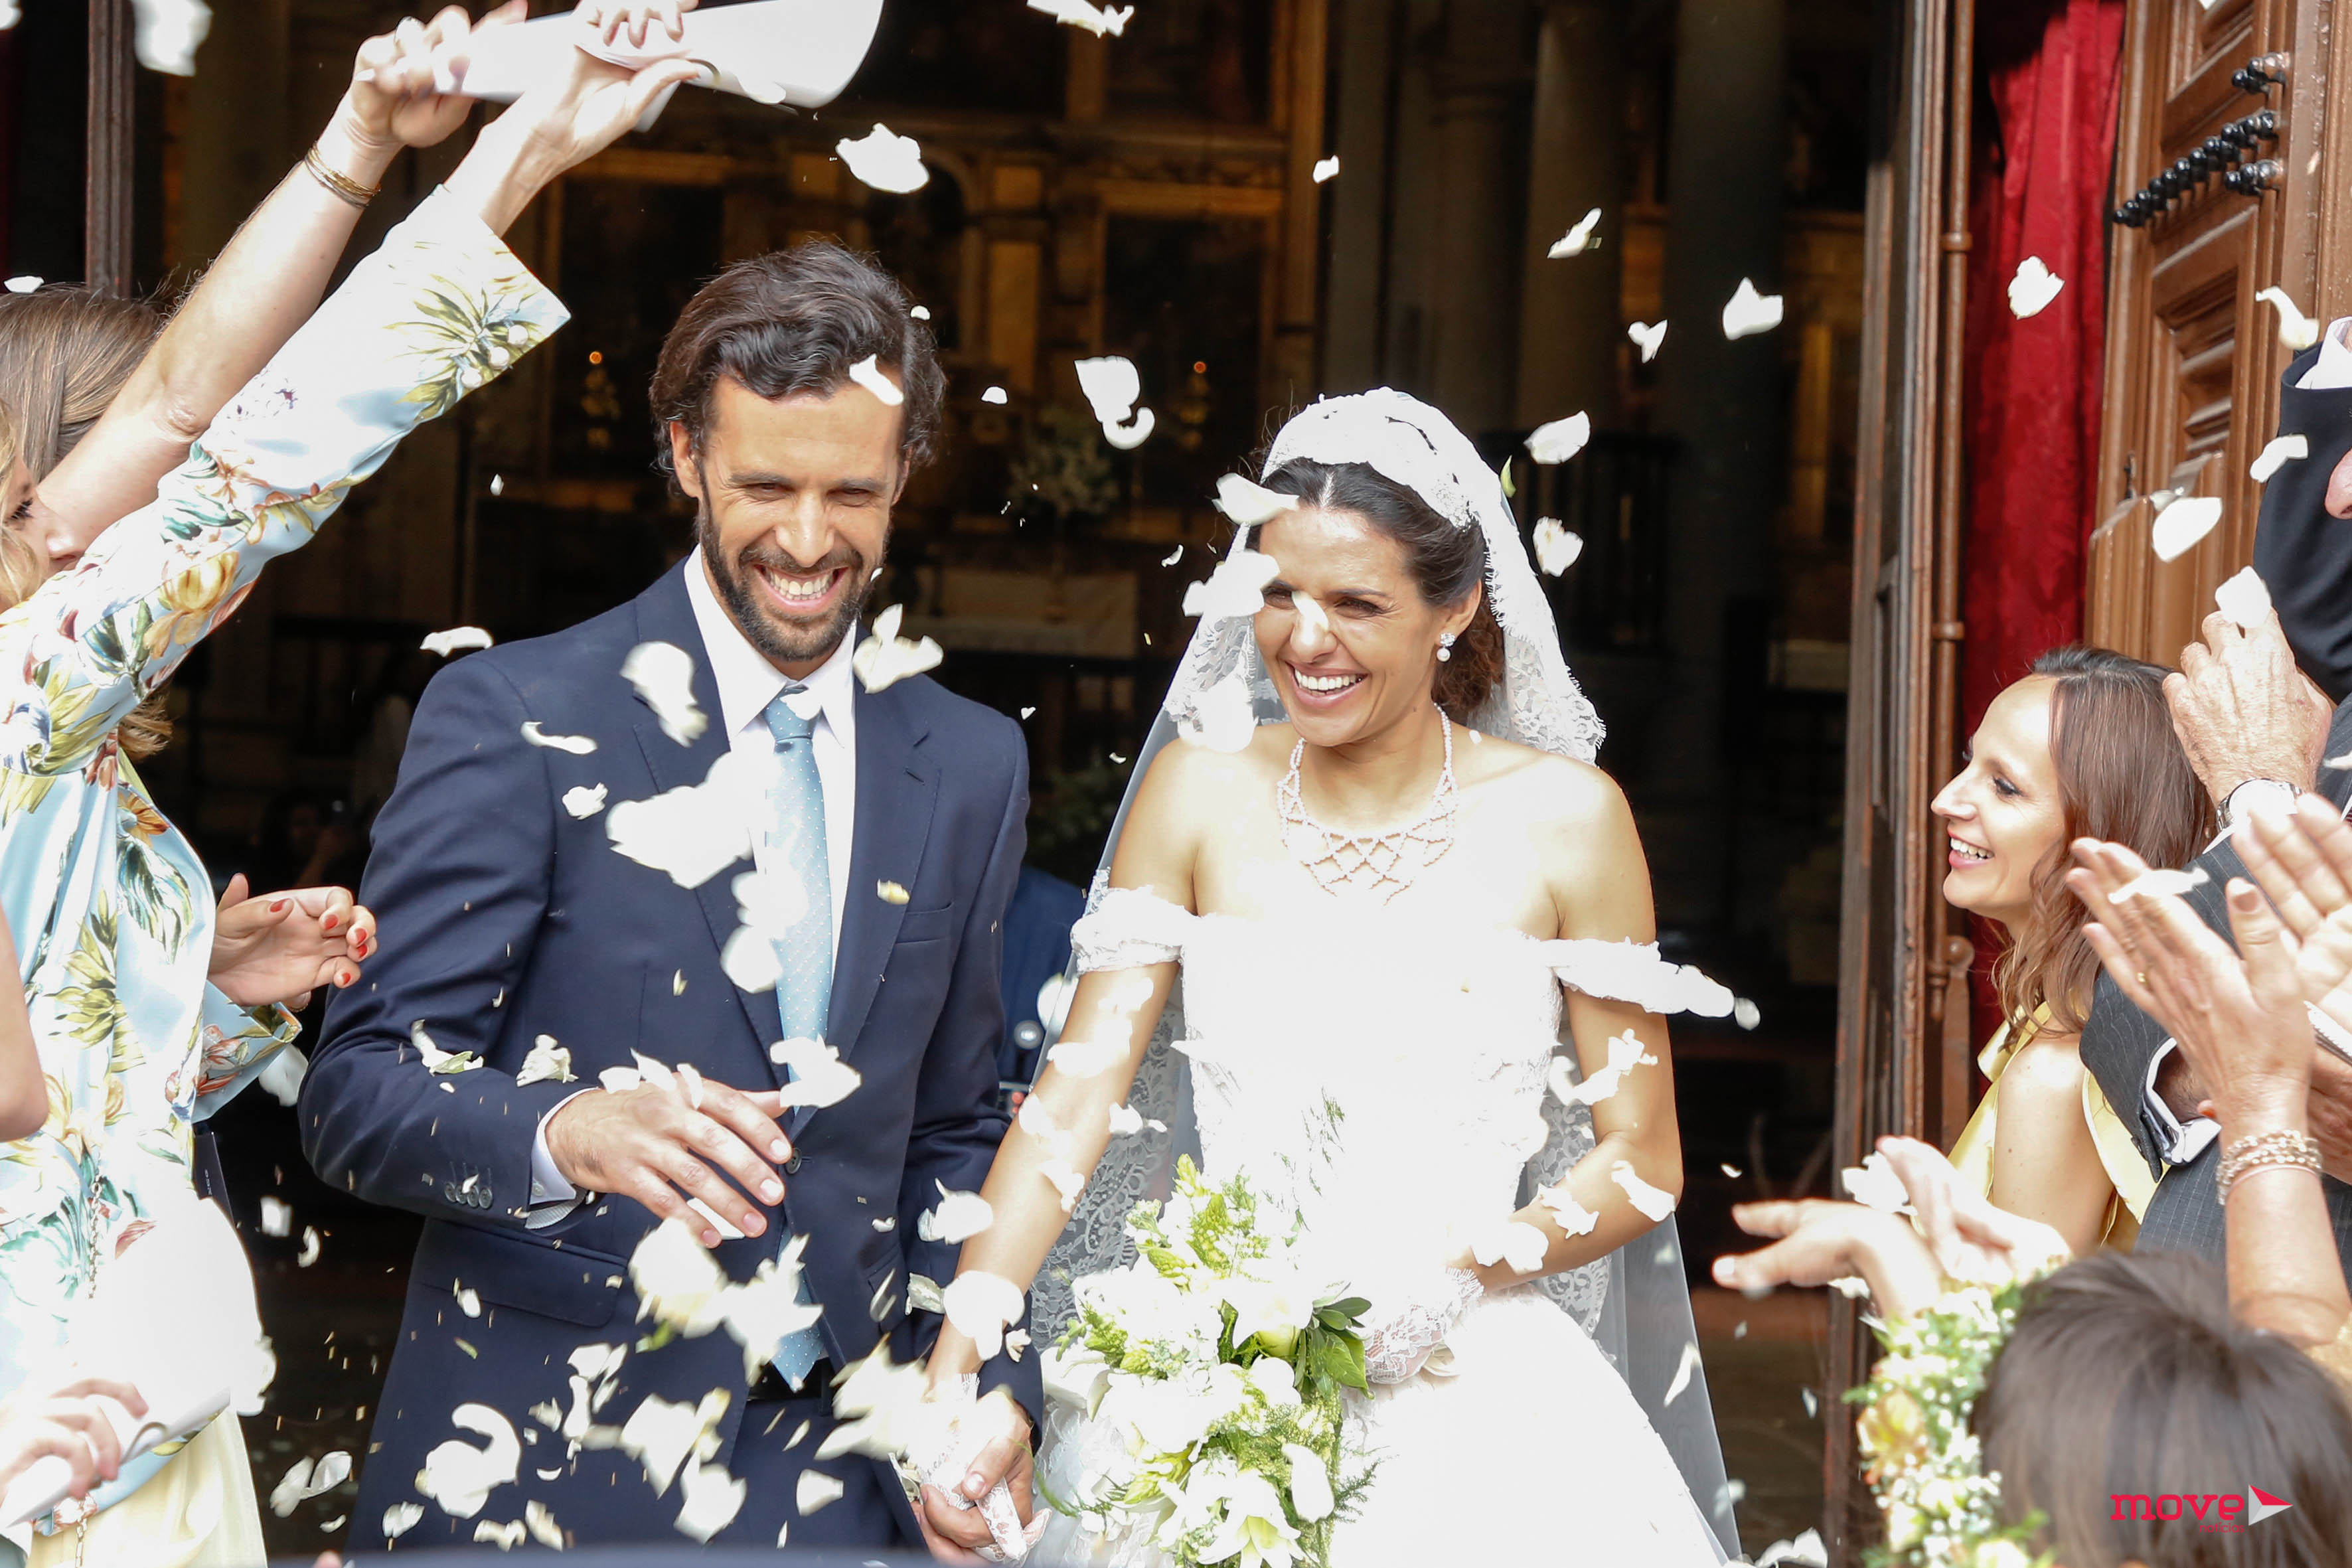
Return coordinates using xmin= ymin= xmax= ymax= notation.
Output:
xmin=1035 ymin=886 xmax=1731 ymax=1567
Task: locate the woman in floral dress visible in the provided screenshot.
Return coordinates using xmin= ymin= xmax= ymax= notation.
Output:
xmin=0 ymin=10 xmax=702 ymax=1563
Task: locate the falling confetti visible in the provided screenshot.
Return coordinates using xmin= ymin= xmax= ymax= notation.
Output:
xmin=2150 ymin=495 xmax=2222 ymax=562
xmin=489 ymin=474 xmax=505 ymax=497
xmin=2252 ymin=433 xmax=2310 ymax=483
xmin=917 ymin=1182 xmax=996 ymax=1244
xmin=676 ymin=1459 xmax=747 ymax=1541
xmin=1026 ymin=0 xmax=1134 ymax=37
xmin=297 ymin=1227 xmax=321 ymax=1267
xmin=1800 ymin=1387 xmax=1818 ymax=1418
xmin=520 ymin=721 xmax=596 ymax=755
xmin=2110 ymin=866 xmax=2211 ymax=901
xmin=1311 ymin=155 xmax=1340 ymax=183
xmin=1733 ymin=997 xmax=1761 ymax=1031
xmin=1628 ymin=320 xmax=1668 ymax=362
xmin=835 ymin=124 xmax=928 ymax=193
xmin=270 ymin=1451 xmax=352 ymax=1517
xmin=942 ymin=1272 xmax=1027 ymax=1359
xmin=383 ymin=1502 xmax=425 ymax=1540
xmin=876 ymin=880 xmax=912 ymax=905
xmin=455 ymin=1285 xmax=483 ymax=1318
xmin=421 ymin=626 xmax=493 ymax=657
xmin=910 ymin=305 xmax=931 ymax=321
xmin=131 ymin=0 xmax=210 ymax=76
xmin=1047 ymin=1038 xmax=1123 ymax=1076
xmin=1470 ymin=1220 xmax=1549 ymax=1275
xmin=2005 ymin=256 xmax=2063 ymax=319
xmin=1212 ymin=473 xmax=1300 ymax=526
xmin=3 ymin=276 xmax=39 ymax=294
xmin=1663 ymin=1340 xmax=1705 ymax=1405
xmin=415 ymin=1404 xmax=520 ymax=1520
xmin=770 ymin=1037 xmax=863 ymax=1107
xmin=1610 ymin=1160 xmax=1676 ymax=1220
xmin=1019 ymin=706 xmax=1036 ymax=720
xmin=797 ymin=1469 xmax=846 ymax=1516
xmin=1076 ymin=355 xmax=1154 ymax=448
xmin=621 ymin=641 xmax=708 ymax=746
xmin=605 ymin=747 xmax=765 ymax=890
xmin=1840 ymin=1151 xmax=1910 ymax=1213
xmin=1537 ymin=1185 xmax=1601 ymax=1235
xmin=847 ymin=354 xmax=905 ymax=407
xmin=1548 ymin=1029 xmax=1656 ymax=1110
xmin=1531 ymin=518 xmax=1582 ymax=576
xmin=1721 ymin=278 xmax=1784 ymax=340
xmin=1547 ymin=207 xmax=1602 ymax=258
xmin=2215 ymin=565 xmax=2272 ymax=631
xmin=2258 ymin=286 xmax=2322 ymax=350
xmin=850 ymin=603 xmax=944 ymax=694
xmin=1182 ymin=548 xmax=1282 ymax=621
xmin=1177 ymin=672 xmax=1259 ymax=753
xmin=981 ymin=386 xmax=1008 ymax=405
xmin=516 ymin=1036 xmax=576 ymax=1086
xmin=1160 ymin=545 xmax=1184 ymax=567
xmin=562 ymin=784 xmax=609 ymax=820
xmin=260 ymin=1196 xmax=292 ymax=1237
xmin=1526 ymin=412 xmax=1591 ymax=465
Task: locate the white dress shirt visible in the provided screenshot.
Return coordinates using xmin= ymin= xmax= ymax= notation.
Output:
xmin=528 ymin=550 xmax=861 ymax=1218
xmin=2142 ymin=317 xmax=2352 ymax=1164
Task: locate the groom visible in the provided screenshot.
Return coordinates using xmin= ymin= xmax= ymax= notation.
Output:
xmin=304 ymin=242 xmax=1039 ymax=1551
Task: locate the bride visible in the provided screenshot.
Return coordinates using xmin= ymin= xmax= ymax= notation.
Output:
xmin=925 ymin=390 xmax=1735 ymax=1566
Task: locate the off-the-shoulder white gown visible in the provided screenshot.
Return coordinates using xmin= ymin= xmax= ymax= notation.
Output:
xmin=1036 ymin=887 xmax=1729 ymax=1567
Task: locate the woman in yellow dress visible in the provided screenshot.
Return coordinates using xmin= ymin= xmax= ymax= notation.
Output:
xmin=1937 ymin=647 xmax=2212 ymax=1253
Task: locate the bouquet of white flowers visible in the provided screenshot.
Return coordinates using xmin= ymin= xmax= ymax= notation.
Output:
xmin=1042 ymin=1159 xmax=1372 ymax=1568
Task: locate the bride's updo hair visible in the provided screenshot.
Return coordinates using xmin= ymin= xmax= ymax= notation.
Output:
xmin=1258 ymin=457 xmax=1504 ymax=723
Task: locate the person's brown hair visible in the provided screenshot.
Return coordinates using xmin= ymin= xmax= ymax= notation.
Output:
xmin=1992 ymin=645 xmax=2212 ymax=1033
xmin=1974 ymin=1249 xmax=2352 ymax=1567
xmin=0 ymin=285 xmax=171 ymax=759
xmin=1257 ymin=457 xmax=1504 ymax=723
xmin=648 ymin=239 xmax=943 ymax=486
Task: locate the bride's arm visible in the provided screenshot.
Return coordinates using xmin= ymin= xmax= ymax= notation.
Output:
xmin=1462 ymin=761 xmax=1685 ymax=1289
xmin=925 ymin=744 xmax=1210 ymax=1387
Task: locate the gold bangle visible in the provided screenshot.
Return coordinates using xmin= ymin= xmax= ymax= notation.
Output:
xmin=302 ymin=143 xmax=379 ymax=208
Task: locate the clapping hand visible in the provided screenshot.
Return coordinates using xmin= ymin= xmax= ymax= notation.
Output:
xmin=2163 ymin=607 xmax=2333 ymax=807
xmin=2069 ymin=838 xmax=2317 ymax=1133
xmin=208 ymin=874 xmax=374 ymax=1011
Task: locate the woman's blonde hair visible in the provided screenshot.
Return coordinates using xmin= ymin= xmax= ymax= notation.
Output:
xmin=0 ymin=285 xmax=171 ymax=759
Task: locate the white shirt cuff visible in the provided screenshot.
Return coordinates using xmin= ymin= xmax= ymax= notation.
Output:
xmin=2144 ymin=1040 xmax=2221 ymax=1166
xmin=526 ymin=1089 xmax=595 ymax=1229
xmin=2298 ymin=317 xmax=2352 ymax=388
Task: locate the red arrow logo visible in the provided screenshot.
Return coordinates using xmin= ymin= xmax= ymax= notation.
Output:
xmin=2250 ymin=1486 xmax=2294 ymax=1525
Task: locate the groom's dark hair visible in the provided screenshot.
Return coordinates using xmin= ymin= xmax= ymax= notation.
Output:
xmin=649 ymin=238 xmax=944 ymax=485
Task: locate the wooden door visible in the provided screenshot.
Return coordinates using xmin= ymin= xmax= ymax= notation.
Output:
xmin=2087 ymin=0 xmax=2342 ymax=659
xmin=1830 ymin=0 xmax=1976 ymax=1557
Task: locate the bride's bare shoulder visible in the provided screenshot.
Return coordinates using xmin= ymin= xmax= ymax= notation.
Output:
xmin=1457 ymin=729 xmax=1630 ymax=834
xmin=1128 ymin=723 xmax=1295 ymax=825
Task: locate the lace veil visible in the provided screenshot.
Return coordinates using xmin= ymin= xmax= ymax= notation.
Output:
xmin=1037 ymin=389 xmax=1739 ymax=1559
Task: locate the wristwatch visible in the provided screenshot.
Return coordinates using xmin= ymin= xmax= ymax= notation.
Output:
xmin=2223 ymin=777 xmax=2300 ymax=831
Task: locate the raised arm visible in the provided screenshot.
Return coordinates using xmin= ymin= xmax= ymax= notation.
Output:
xmin=34 ymin=4 xmax=520 ymax=566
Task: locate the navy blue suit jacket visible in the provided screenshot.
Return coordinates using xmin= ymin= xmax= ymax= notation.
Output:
xmin=305 ymin=562 xmax=1037 ymax=1549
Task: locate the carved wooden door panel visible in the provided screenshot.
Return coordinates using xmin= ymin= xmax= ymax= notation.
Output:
xmin=2087 ymin=0 xmax=2339 ymax=660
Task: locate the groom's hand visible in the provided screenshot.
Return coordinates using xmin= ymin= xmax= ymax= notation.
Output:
xmin=544 ymin=1080 xmax=791 ymax=1246
xmin=917 ymin=1389 xmax=1036 ymax=1563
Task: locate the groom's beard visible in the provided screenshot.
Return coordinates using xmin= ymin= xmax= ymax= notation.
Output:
xmin=698 ymin=503 xmax=880 ymax=669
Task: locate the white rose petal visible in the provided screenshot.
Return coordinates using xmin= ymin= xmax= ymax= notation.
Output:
xmin=1547 ymin=1028 xmax=1656 ymax=1110
xmin=1469 ymin=1220 xmax=1549 ymax=1277
xmin=1721 ymin=277 xmax=1784 ymax=340
xmin=2215 ymin=566 xmax=2273 ymax=631
xmin=1101 ymin=407 xmax=1156 ymax=449
xmin=1526 ymin=412 xmax=1591 ymax=465
xmin=422 ymin=627 xmax=494 ymax=657
xmin=416 ymin=1404 xmax=520 ymax=1520
xmin=1041 ymin=1160 xmax=1087 ymax=1212
xmin=605 ymin=747 xmax=765 ymax=890
xmin=918 ymin=1182 xmax=996 ymax=1244
xmin=2258 ymin=285 xmax=2322 ymax=350
xmin=769 ymin=1037 xmax=863 ymax=1108
xmin=621 ymin=641 xmax=708 ymax=747
xmin=2005 ymin=256 xmax=2063 ymax=319
xmin=2150 ymin=495 xmax=2223 ymax=562
xmin=3 ymin=276 xmax=39 ymax=294
xmin=1825 ymin=1276 xmax=1871 ymax=1300
xmin=1757 ymin=1528 xmax=1829 ymax=1568
xmin=131 ymin=0 xmax=210 ymax=76
xmin=1840 ymin=1151 xmax=1913 ymax=1214
xmin=515 ymin=1036 xmax=576 ymax=1087
xmin=629 ymin=1219 xmax=731 ymax=1338
xmin=1532 ymin=518 xmax=1583 ymax=576
xmin=260 ymin=1196 xmax=292 ymax=1237
xmin=524 ymin=1500 xmax=562 ymax=1549
xmin=910 ymin=305 xmax=931 ymax=321
xmin=1628 ymin=320 xmax=1668 ymax=361
xmin=2110 ymin=866 xmax=2210 ymax=902
xmin=297 ymin=1227 xmax=321 ymax=1267
xmin=1311 ymin=155 xmax=1340 ymax=183
xmin=599 ymin=1065 xmax=644 ymax=1093
xmin=2252 ymin=433 xmax=2310 ymax=483
xmin=382 ymin=1502 xmax=425 ymax=1540
xmin=836 ymin=124 xmax=929 ymax=194
xmin=850 ymin=603 xmax=944 ymax=694
xmin=942 ymin=1273 xmax=1026 ymax=1360
xmin=675 ymin=1460 xmax=747 ymax=1541
xmin=1026 ymin=0 xmax=1134 ymax=37
xmin=847 ymin=353 xmax=906 ymax=406
xmin=1664 ymin=1339 xmax=1706 ymax=1406
xmin=1182 ymin=547 xmax=1282 ymax=621
xmin=1547 ymin=207 xmax=1602 ymax=258
xmin=1283 ymin=1442 xmax=1335 ymax=1522
xmin=1105 ymin=1102 xmax=1144 ymax=1137
xmin=1212 ymin=473 xmax=1300 ymax=526
xmin=618 ymin=1391 xmax=717 ymax=1496
xmin=1177 ymin=672 xmax=1259 ymax=753
xmin=1075 ymin=356 xmax=1144 ymax=425
xmin=1609 ymin=1160 xmax=1677 ymax=1221
xmin=561 ymin=784 xmax=608 ymax=819
xmin=520 ymin=721 xmax=596 ymax=755
xmin=454 ymin=1285 xmax=482 ymax=1319
xmin=1733 ymin=996 xmax=1761 ymax=1030
xmin=270 ymin=1450 xmax=351 ymax=1517
xmin=718 ymin=1245 xmax=823 ymax=1381
xmin=982 ymin=386 xmax=1008 ymax=405
xmin=1537 ymin=1186 xmax=1602 ymax=1236
xmin=797 ymin=1469 xmax=846 ymax=1516
xmin=1047 ymin=1038 xmax=1123 ymax=1077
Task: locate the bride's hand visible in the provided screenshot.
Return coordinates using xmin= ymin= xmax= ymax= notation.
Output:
xmin=1712 ymin=1198 xmax=1945 ymax=1320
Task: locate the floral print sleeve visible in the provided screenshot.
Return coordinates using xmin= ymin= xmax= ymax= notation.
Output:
xmin=0 ymin=185 xmax=568 ymax=786
xmin=191 ymin=984 xmax=299 ymax=1117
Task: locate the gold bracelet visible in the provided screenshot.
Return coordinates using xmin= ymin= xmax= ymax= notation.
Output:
xmin=302 ymin=143 xmax=379 ymax=208
xmin=2216 ymin=1128 xmax=2323 ymax=1202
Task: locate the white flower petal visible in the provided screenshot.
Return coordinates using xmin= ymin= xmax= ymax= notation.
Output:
xmin=605 ymin=747 xmax=764 ymax=890
xmin=836 ymin=124 xmax=929 ymax=194
xmin=422 ymin=626 xmax=494 ymax=657
xmin=1547 ymin=207 xmax=1602 ymax=258
xmin=718 ymin=1244 xmax=823 ymax=1381
xmin=674 ymin=1460 xmax=746 ymax=1541
xmin=796 ymin=1469 xmax=846 ymax=1516
xmin=1526 ymin=412 xmax=1591 ymax=465
xmin=131 ymin=0 xmax=210 ymax=75
xmin=2150 ymin=495 xmax=2222 ymax=562
xmin=2005 ymin=256 xmax=2063 ymax=319
xmin=1176 ymin=672 xmax=1259 ymax=753
xmin=1101 ymin=406 xmax=1156 ymax=449
xmin=1628 ymin=320 xmax=1668 ymax=361
xmin=620 ymin=641 xmax=708 ymax=747
xmin=2110 ymin=866 xmax=2210 ymax=901
xmin=1609 ymin=1160 xmax=1677 ymax=1221
xmin=1048 ymin=1038 xmax=1124 ymax=1077
xmin=769 ymin=1037 xmax=864 ymax=1108
xmin=629 ymin=1219 xmax=731 ymax=1339
xmin=941 ymin=1273 xmax=1027 ymax=1360
xmin=524 ymin=1500 xmax=563 ymax=1549
xmin=1105 ymin=1102 xmax=1144 ymax=1137
xmin=1042 ymin=1160 xmax=1087 ymax=1212
xmin=260 ymin=1196 xmax=292 ymax=1237
xmin=1537 ymin=1185 xmax=1602 ymax=1235
xmin=382 ymin=1501 xmax=425 ymax=1540
xmin=520 ymin=721 xmax=596 ymax=755
xmin=1212 ymin=473 xmax=1299 ymax=526
xmin=515 ymin=1036 xmax=575 ymax=1087
xmin=1839 ymin=1150 xmax=1911 ymax=1214
xmin=1664 ymin=1340 xmax=1705 ymax=1406
xmin=561 ymin=783 xmax=608 ymax=819
xmin=415 ymin=1404 xmax=519 ymax=1520
xmin=3 ymin=276 xmax=39 ymax=294
xmin=619 ymin=1391 xmax=712 ymax=1497
xmin=2215 ymin=566 xmax=2273 ymax=631
xmin=851 ymin=604 xmax=945 ymax=694
xmin=1311 ymin=155 xmax=1340 ymax=183
xmin=1025 ymin=0 xmax=1134 ymax=36
xmin=982 ymin=386 xmax=1009 ymax=405
xmin=297 ymin=1227 xmax=321 ymax=1267
xmin=1532 ymin=517 xmax=1583 ymax=576
xmin=2258 ymin=285 xmax=2322 ymax=350
xmin=918 ymin=1183 xmax=996 ymax=1244
xmin=1469 ymin=1219 xmax=1549 ymax=1276
xmin=1721 ymin=277 xmax=1784 ymax=340
xmin=1182 ymin=547 xmax=1281 ymax=621
xmin=847 ymin=353 xmax=906 ymax=406
xmin=1075 ymin=356 xmax=1143 ymax=424
xmin=2252 ymin=433 xmax=2310 ymax=483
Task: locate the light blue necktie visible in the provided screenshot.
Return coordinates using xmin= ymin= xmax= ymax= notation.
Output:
xmin=763 ymin=686 xmax=830 ymax=1386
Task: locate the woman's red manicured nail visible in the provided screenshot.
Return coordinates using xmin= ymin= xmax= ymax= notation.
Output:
xmin=270 ymin=899 xmax=289 ymax=912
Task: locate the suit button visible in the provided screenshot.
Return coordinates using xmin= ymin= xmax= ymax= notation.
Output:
xmin=442 ymin=1182 xmax=460 ymax=1202
xmin=784 ymin=1154 xmax=803 ymax=1175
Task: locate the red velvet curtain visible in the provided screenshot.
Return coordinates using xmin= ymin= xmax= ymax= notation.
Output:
xmin=1960 ymin=0 xmax=2126 ymax=1032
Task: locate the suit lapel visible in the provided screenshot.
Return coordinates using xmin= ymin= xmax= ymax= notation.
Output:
xmin=811 ymin=684 xmax=938 ymax=1133
xmin=627 ymin=565 xmax=783 ymax=1080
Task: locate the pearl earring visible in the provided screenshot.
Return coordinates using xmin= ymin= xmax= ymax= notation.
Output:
xmin=1437 ymin=632 xmax=1456 ymax=664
